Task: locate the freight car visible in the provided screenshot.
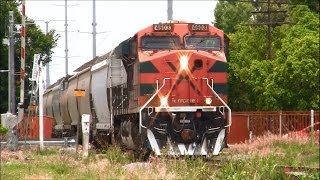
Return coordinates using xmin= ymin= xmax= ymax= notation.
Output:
xmin=43 ymin=21 xmax=231 ymax=157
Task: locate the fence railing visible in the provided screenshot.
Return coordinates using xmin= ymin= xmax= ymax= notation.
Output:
xmin=228 ymin=111 xmax=319 ymax=144
xmin=2 ymin=111 xmax=319 ymax=145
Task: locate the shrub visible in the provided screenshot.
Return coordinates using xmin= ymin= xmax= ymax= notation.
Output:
xmin=0 ymin=125 xmax=8 ymax=135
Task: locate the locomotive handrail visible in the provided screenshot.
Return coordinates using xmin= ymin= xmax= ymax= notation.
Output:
xmin=202 ymin=78 xmax=232 ymax=128
xmin=139 ymin=78 xmax=170 ymax=133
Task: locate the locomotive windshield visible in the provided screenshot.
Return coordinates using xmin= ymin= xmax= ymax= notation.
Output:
xmin=184 ymin=36 xmax=221 ymax=51
xmin=141 ymin=36 xmax=180 ymax=50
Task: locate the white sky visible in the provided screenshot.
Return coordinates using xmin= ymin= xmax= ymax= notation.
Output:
xmin=26 ymin=1 xmax=217 ymax=84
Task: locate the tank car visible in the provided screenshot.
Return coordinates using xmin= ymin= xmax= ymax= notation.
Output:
xmin=43 ymin=21 xmax=231 ymax=157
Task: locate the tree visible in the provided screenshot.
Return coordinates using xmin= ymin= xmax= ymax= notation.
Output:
xmin=15 ymin=21 xmax=59 ymax=107
xmin=214 ymin=1 xmax=253 ymax=34
xmin=291 ymin=0 xmax=319 ymax=12
xmin=264 ymin=5 xmax=319 ymax=110
xmin=214 ymin=1 xmax=319 ymax=111
xmin=0 ymin=1 xmax=58 ymax=113
xmin=227 ymin=25 xmax=273 ymax=110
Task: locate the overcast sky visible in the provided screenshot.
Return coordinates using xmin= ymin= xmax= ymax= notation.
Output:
xmin=26 ymin=1 xmax=217 ymax=84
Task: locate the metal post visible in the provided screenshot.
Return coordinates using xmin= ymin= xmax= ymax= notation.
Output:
xmin=45 ymin=21 xmax=49 ymax=34
xmin=310 ymin=109 xmax=314 ymax=145
xmin=65 ymin=0 xmax=69 ymax=76
xmin=20 ymin=0 xmax=26 ymax=111
xmin=167 ymin=0 xmax=173 ymax=21
xmin=75 ymin=97 xmax=80 ymax=152
xmin=7 ymin=31 xmax=11 ymax=113
xmin=248 ymin=115 xmax=252 ymax=143
xmin=279 ymin=111 xmax=282 ymax=136
xmin=39 ymin=60 xmax=44 ymax=150
xmin=92 ymin=0 xmax=97 ymax=59
xmin=8 ymin=11 xmax=16 ymax=114
xmin=81 ymin=114 xmax=90 ymax=157
xmin=45 ymin=21 xmax=50 ymax=88
xmin=18 ymin=0 xmax=26 ymax=149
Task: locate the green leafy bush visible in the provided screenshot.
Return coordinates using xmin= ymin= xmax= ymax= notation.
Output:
xmin=0 ymin=125 xmax=8 ymax=135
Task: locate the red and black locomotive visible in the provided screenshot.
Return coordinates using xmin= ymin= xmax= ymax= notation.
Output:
xmin=43 ymin=21 xmax=231 ymax=157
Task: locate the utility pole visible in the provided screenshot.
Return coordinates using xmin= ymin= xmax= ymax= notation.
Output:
xmin=248 ymin=0 xmax=293 ymax=60
xmin=8 ymin=11 xmax=16 ymax=114
xmin=78 ymin=0 xmax=109 ymax=60
xmin=92 ymin=0 xmax=97 ymax=59
xmin=167 ymin=0 xmax=173 ymax=21
xmin=54 ymin=2 xmax=77 ymax=76
xmin=266 ymin=0 xmax=271 ymax=60
xmin=65 ymin=0 xmax=69 ymax=76
xmin=35 ymin=20 xmax=66 ymax=88
xmin=44 ymin=21 xmax=50 ymax=87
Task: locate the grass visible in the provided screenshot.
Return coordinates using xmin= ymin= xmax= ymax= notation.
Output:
xmin=272 ymin=140 xmax=319 ymax=167
xmin=217 ymin=154 xmax=286 ymax=179
xmin=0 ymin=134 xmax=319 ymax=179
xmin=101 ymin=146 xmax=134 ymax=164
xmin=218 ymin=133 xmax=320 ymax=180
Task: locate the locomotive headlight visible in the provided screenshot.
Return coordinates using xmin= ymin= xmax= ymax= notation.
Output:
xmin=205 ymin=97 xmax=212 ymax=105
xmin=180 ymin=55 xmax=189 ymax=70
xmin=160 ymin=97 xmax=168 ymax=107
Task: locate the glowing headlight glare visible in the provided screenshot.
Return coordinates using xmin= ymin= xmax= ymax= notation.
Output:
xmin=160 ymin=97 xmax=168 ymax=106
xmin=180 ymin=55 xmax=189 ymax=70
xmin=205 ymin=97 xmax=212 ymax=105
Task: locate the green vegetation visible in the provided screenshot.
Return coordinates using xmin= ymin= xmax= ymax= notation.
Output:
xmin=102 ymin=146 xmax=134 ymax=164
xmin=218 ymin=135 xmax=320 ymax=180
xmin=217 ymin=155 xmax=286 ymax=179
xmin=0 ymin=125 xmax=8 ymax=136
xmin=1 ymin=135 xmax=319 ymax=179
xmin=0 ymin=0 xmax=59 ymax=113
xmin=214 ymin=0 xmax=319 ymax=111
xmin=272 ymin=140 xmax=320 ymax=167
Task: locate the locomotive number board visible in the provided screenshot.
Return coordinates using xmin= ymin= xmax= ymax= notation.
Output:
xmin=189 ymin=24 xmax=209 ymax=32
xmin=153 ymin=23 xmax=173 ymax=32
